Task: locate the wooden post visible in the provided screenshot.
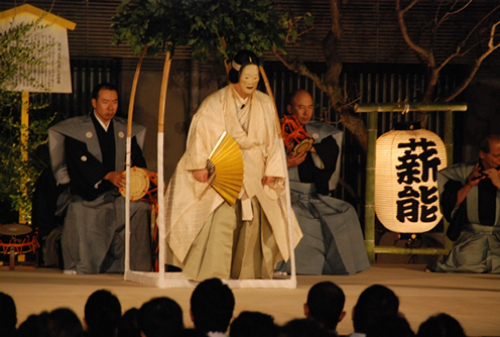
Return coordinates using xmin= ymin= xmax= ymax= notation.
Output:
xmin=19 ymin=91 xmax=29 ymax=224
xmin=443 ymin=110 xmax=454 ymax=252
xmin=364 ymin=110 xmax=377 ymax=263
xmin=259 ymin=65 xmax=297 ymax=284
xmin=124 ymin=45 xmax=148 ymax=274
xmin=259 ymin=66 xmax=281 ymax=136
xmin=157 ymin=46 xmax=173 ymax=279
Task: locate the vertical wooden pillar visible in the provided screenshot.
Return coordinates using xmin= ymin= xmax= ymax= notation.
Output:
xmin=20 ymin=91 xmax=29 ymax=224
xmin=443 ymin=110 xmax=454 ymax=251
xmin=364 ymin=111 xmax=377 ymax=263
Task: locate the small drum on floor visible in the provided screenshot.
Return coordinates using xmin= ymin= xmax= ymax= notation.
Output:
xmin=0 ymin=223 xmax=39 ymax=269
xmin=0 ymin=223 xmax=32 ymax=236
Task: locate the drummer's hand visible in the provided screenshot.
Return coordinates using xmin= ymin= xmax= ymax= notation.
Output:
xmin=262 ymin=176 xmax=276 ymax=185
xmin=192 ymin=168 xmax=209 ymax=183
xmin=105 ymin=171 xmax=126 ymax=188
xmin=286 ymin=152 xmax=307 ymax=168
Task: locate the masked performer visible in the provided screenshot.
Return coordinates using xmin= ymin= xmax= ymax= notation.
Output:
xmin=164 ymin=50 xmax=301 ymax=281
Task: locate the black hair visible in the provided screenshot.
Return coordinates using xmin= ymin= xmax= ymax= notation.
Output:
xmin=306 ymin=281 xmax=345 ymax=331
xmin=366 ymin=314 xmax=415 ymax=337
xmin=91 ymin=82 xmax=119 ymax=100
xmin=84 ymin=289 xmax=122 ymax=337
xmin=230 ymin=311 xmax=279 ymax=337
xmin=47 ymin=308 xmax=84 ymax=337
xmin=16 ymin=312 xmax=50 ymax=337
xmin=228 ymin=50 xmax=260 ymax=84
xmin=416 ymin=313 xmax=466 ymax=337
xmin=479 ymin=133 xmax=500 ymax=154
xmin=116 ymin=308 xmax=141 ymax=337
xmin=353 ymin=284 xmax=400 ymax=333
xmin=0 ymin=292 xmax=17 ymax=337
xmin=138 ymin=297 xmax=183 ymax=337
xmin=280 ymin=318 xmax=330 ymax=337
xmin=190 ymin=278 xmax=235 ymax=334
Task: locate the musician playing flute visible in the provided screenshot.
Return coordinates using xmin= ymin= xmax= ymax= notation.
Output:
xmin=428 ymin=132 xmax=500 ymax=273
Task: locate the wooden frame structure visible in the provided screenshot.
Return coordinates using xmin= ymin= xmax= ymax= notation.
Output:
xmin=355 ymin=102 xmax=467 ymax=262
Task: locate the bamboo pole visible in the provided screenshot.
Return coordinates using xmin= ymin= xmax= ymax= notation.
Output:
xmin=374 ymin=246 xmax=448 ymax=255
xmin=364 ymin=111 xmax=377 ymax=263
xmin=19 ymin=91 xmax=29 ymax=224
xmin=443 ymin=110 xmax=454 ymax=252
xmin=124 ymin=45 xmax=148 ymax=275
xmin=355 ymin=102 xmax=467 ymax=113
xmin=157 ymin=44 xmax=173 ymax=280
xmin=259 ymin=66 xmax=281 ymax=137
xmin=259 ymin=65 xmax=296 ymax=284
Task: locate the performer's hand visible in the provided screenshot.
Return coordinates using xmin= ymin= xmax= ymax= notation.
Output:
xmin=286 ymin=152 xmax=307 ymax=168
xmin=310 ymin=146 xmax=317 ymax=154
xmin=192 ymin=168 xmax=209 ymax=183
xmin=105 ymin=171 xmax=126 ymax=188
xmin=262 ymin=176 xmax=276 ymax=185
xmin=483 ymin=167 xmax=500 ymax=189
xmin=466 ymin=163 xmax=484 ymax=187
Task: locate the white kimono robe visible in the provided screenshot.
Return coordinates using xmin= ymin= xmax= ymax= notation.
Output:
xmin=164 ymin=85 xmax=301 ymax=280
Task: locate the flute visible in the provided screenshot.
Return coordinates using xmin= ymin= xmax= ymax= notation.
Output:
xmin=471 ymin=165 xmax=500 ymax=181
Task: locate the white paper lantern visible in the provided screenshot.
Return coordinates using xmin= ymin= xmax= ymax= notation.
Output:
xmin=375 ymin=127 xmax=447 ymax=233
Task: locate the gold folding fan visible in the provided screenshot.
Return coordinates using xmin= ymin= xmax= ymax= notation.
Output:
xmin=207 ymin=131 xmax=244 ymax=206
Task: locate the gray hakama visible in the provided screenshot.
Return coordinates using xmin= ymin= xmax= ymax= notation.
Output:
xmin=49 ymin=114 xmax=152 ymax=274
xmin=428 ymin=162 xmax=500 ymax=273
xmin=277 ymin=121 xmax=370 ymax=275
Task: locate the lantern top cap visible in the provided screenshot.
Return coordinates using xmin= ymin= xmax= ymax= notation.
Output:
xmin=0 ymin=4 xmax=76 ymax=30
xmin=394 ymin=121 xmax=421 ymax=131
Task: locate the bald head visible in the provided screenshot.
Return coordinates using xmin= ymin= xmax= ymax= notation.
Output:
xmin=287 ymin=90 xmax=314 ymax=125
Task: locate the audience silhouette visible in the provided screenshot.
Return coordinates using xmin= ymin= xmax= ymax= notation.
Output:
xmin=6 ymin=280 xmax=470 ymax=337
xmin=84 ymin=289 xmax=122 ymax=337
xmin=416 ymin=313 xmax=467 ymax=337
xmin=305 ymin=281 xmax=346 ymax=335
xmin=190 ymin=278 xmax=235 ymax=336
xmin=0 ymin=292 xmax=17 ymax=337
xmin=138 ymin=297 xmax=184 ymax=337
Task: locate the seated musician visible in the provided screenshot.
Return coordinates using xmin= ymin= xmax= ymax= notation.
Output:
xmin=277 ymin=89 xmax=370 ymax=275
xmin=428 ymin=132 xmax=500 ymax=273
xmin=48 ymin=82 xmax=152 ymax=274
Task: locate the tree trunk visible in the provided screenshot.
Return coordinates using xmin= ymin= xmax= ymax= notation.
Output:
xmin=323 ymin=0 xmax=368 ymax=151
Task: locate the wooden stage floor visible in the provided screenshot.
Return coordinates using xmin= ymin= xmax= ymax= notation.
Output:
xmin=1 ymin=264 xmax=499 ymax=337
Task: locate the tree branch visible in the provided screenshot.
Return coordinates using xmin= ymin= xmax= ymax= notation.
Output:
xmin=396 ymin=0 xmax=436 ymax=68
xmin=435 ymin=0 xmax=472 ymax=29
xmin=273 ymin=48 xmax=330 ymax=93
xmin=459 ymin=4 xmax=500 ymax=52
xmin=445 ymin=21 xmax=500 ymax=102
xmin=283 ymin=16 xmax=315 ymax=44
xmin=329 ymin=0 xmax=342 ymax=40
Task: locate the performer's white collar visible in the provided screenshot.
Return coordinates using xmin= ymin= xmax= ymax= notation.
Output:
xmin=231 ymin=85 xmax=250 ymax=110
xmin=94 ymin=110 xmax=111 ymax=132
